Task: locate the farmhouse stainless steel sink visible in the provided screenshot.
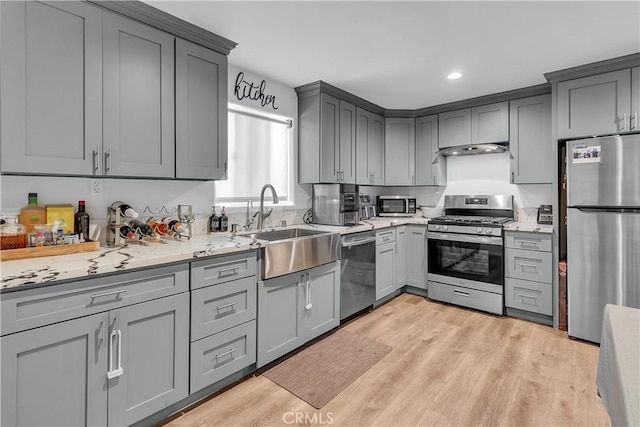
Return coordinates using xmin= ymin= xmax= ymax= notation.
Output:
xmin=244 ymin=228 xmax=340 ymax=279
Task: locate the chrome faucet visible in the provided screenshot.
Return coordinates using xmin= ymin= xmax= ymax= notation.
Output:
xmin=245 ymin=200 xmax=254 ymax=231
xmin=258 ymin=184 xmax=279 ymax=230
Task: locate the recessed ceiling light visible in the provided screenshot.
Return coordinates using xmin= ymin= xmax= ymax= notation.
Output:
xmin=447 ymin=72 xmax=462 ymax=80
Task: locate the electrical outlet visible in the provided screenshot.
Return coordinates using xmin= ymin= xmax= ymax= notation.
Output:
xmin=90 ymin=179 xmax=104 ymax=197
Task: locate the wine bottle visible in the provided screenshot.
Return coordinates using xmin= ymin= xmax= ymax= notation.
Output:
xmin=162 ymin=217 xmax=187 ymax=235
xmin=147 ymin=219 xmax=169 ymax=235
xmin=118 ymin=225 xmax=137 ymax=239
xmin=127 ymin=219 xmax=155 ymax=237
xmin=74 ymin=200 xmax=90 ymax=242
xmin=110 ymin=201 xmax=139 ymax=218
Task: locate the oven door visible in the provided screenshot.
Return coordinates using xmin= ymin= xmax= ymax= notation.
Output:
xmin=427 ymin=231 xmax=504 ymax=289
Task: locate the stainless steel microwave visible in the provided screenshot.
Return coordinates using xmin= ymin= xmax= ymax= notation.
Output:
xmin=377 ymin=196 xmax=417 ymax=217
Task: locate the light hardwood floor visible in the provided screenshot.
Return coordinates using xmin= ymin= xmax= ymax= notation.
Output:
xmin=163 ymin=294 xmax=609 ymax=427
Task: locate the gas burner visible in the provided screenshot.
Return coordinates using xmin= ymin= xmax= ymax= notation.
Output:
xmin=431 ymin=215 xmax=512 ymax=226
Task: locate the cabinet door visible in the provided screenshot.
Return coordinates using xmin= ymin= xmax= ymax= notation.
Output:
xmin=557 ymin=69 xmax=631 ymax=138
xmin=356 ymin=107 xmax=371 ymax=185
xmin=257 ymin=273 xmax=305 ymax=367
xmin=1 ymin=314 xmax=107 ymax=427
xmin=632 ymin=67 xmax=640 ymax=132
xmin=406 ymin=226 xmax=427 ymax=289
xmin=376 ymin=241 xmax=396 ymax=300
xmin=0 ymin=1 xmax=102 ymax=175
xmin=471 ymin=102 xmax=509 ymax=144
xmin=384 ymin=118 xmax=415 ymax=185
xmin=103 ymin=12 xmax=175 ymax=178
xmin=369 ymin=113 xmax=385 ymax=185
xmin=339 ymin=100 xmax=357 ymax=183
xmin=304 ymin=262 xmax=340 ymax=341
xmin=395 ymin=226 xmax=406 ymax=290
xmin=320 ymin=93 xmax=340 ymax=183
xmin=108 ymin=293 xmax=189 ymax=427
xmin=176 ymin=38 xmax=228 ymax=180
xmin=415 ymin=115 xmax=446 ymax=185
xmin=438 ymin=109 xmax=471 ymax=148
xmin=509 ymin=94 xmax=552 ymax=184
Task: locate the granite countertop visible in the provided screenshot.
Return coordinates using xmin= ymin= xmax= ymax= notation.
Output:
xmin=503 ymin=222 xmax=554 ymax=234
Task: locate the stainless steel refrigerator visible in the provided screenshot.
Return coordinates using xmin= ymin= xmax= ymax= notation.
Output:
xmin=567 ymin=134 xmax=640 ymax=343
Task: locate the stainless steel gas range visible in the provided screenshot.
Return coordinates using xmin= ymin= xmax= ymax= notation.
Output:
xmin=427 ymin=195 xmax=514 ymax=315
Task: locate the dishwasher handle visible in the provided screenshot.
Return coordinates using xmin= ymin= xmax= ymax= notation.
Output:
xmin=341 ymin=237 xmax=376 ymax=248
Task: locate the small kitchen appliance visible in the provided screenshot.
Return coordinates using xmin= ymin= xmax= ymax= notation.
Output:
xmin=427 ymin=195 xmax=514 ymax=315
xmin=359 ymin=194 xmax=376 ymax=220
xmin=537 ymin=205 xmax=553 ymax=224
xmin=312 ymin=184 xmax=359 ymax=226
xmin=377 ymin=196 xmax=416 ymax=217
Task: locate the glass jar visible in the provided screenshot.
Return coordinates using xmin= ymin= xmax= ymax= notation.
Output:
xmin=0 ymin=216 xmax=27 ymax=250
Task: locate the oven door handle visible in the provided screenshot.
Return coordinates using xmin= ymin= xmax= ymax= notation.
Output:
xmin=427 ymin=231 xmax=503 ymax=246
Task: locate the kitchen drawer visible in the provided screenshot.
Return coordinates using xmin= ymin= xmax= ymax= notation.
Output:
xmin=505 ymin=248 xmax=553 ymax=283
xmin=191 ymin=276 xmax=257 ymax=341
xmin=1 ymin=264 xmax=189 ymax=336
xmin=190 ymin=319 xmax=256 ymax=393
xmin=376 ymin=228 xmax=396 ymax=245
xmin=191 ymin=251 xmax=257 ymax=290
xmin=505 ymin=277 xmax=552 ymax=316
xmin=505 ymin=231 xmax=552 ymax=252
xmin=427 ymin=281 xmax=503 ymax=315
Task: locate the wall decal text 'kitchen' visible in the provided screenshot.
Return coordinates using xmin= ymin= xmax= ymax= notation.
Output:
xmin=234 ymin=72 xmax=279 ymax=110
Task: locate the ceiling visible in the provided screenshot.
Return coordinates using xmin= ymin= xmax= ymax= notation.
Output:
xmin=143 ymin=1 xmax=640 ymax=110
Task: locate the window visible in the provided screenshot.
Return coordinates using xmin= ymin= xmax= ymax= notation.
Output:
xmin=216 ymin=106 xmax=293 ymax=205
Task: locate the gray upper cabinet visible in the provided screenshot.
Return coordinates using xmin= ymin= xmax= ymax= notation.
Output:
xmin=103 ymin=12 xmax=175 ymax=178
xmin=415 ymin=115 xmax=446 ymax=186
xmin=356 ymin=108 xmax=385 ymax=185
xmin=384 ymin=118 xmax=416 ymax=185
xmin=0 ymin=1 xmax=102 ymax=175
xmin=631 ymin=67 xmax=639 ymax=131
xmin=471 ymin=102 xmax=509 ymax=144
xmin=438 ymin=109 xmax=471 ymax=148
xmin=339 ymin=100 xmax=357 ymax=184
xmin=176 ymin=39 xmax=228 ymax=180
xmin=557 ymin=69 xmax=633 ymax=138
xmin=510 ymin=94 xmax=552 ymax=184
xmin=1 ymin=313 xmax=108 ymax=427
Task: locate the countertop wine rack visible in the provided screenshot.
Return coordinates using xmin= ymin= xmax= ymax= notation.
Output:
xmin=106 ymin=204 xmax=194 ymax=247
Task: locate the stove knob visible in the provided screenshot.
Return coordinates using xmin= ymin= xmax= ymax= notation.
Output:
xmin=443 ymin=225 xmax=448 ymax=231
xmin=432 ymin=225 xmax=440 ymax=231
xmin=485 ymin=228 xmax=493 ymax=234
xmin=476 ymin=227 xmax=482 ymax=233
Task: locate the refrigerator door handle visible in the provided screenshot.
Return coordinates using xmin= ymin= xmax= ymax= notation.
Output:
xmin=573 ymin=207 xmax=640 ymax=214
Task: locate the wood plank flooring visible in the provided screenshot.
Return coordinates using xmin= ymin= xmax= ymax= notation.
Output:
xmin=162 ymin=294 xmax=609 ymax=427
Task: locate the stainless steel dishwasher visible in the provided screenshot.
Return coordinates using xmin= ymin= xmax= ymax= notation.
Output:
xmin=340 ymin=231 xmax=376 ymax=321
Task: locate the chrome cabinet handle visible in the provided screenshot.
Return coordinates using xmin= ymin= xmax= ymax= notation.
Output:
xmin=90 ymin=289 xmax=127 ymax=302
xmin=620 ymin=113 xmax=627 ymax=131
xmin=519 ymin=263 xmax=539 ymax=272
xmin=520 ymin=294 xmax=538 ymax=303
xmin=519 ymin=240 xmax=539 ymax=248
xmin=104 ymin=148 xmax=111 ymax=174
xmin=107 ymin=329 xmax=124 ymax=379
xmin=631 ymin=112 xmax=638 ymax=130
xmin=453 ymin=290 xmax=470 ymax=297
xmin=218 ymin=266 xmax=239 ymax=277
xmin=92 ymin=149 xmax=100 ymax=175
xmin=215 ymin=348 xmax=237 ymax=360
xmin=305 ymin=272 xmax=312 ymax=310
xmin=216 ymin=301 xmax=238 ymax=312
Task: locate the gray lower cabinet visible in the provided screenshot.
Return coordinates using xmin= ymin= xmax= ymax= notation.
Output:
xmin=176 ymin=38 xmax=228 ymax=180
xmin=189 ymin=252 xmax=258 ymax=393
xmin=509 ymin=94 xmax=552 ymax=184
xmin=1 ymin=292 xmax=189 ymax=427
xmin=376 ymin=240 xmax=396 ymax=300
xmin=257 ymin=261 xmax=340 ymax=368
xmin=384 ymin=118 xmax=416 ymax=185
xmin=505 ymin=231 xmax=553 ymax=320
xmin=0 ymin=0 xmax=102 ymax=175
xmin=405 ymin=225 xmax=427 ymax=289
xmin=557 ymin=69 xmax=633 ymax=138
xmin=395 ymin=226 xmax=406 ymax=290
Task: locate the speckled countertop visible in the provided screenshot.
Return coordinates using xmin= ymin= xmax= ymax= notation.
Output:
xmin=0 ymin=217 xmax=433 ymax=292
xmin=502 ymin=222 xmax=554 ymax=234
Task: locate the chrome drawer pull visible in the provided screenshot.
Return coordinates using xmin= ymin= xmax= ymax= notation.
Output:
xmin=215 ymin=348 xmax=237 ymax=360
xmin=90 ymin=289 xmax=127 ymax=301
xmin=218 ymin=266 xmax=239 ymax=277
xmin=519 ymin=241 xmax=539 ymax=247
xmin=453 ymin=290 xmax=470 ymax=297
xmin=519 ymin=263 xmax=539 ymax=271
xmin=216 ymin=301 xmax=238 ymax=312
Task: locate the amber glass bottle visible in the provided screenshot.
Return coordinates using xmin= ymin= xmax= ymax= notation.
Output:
xmin=19 ymin=193 xmax=46 ymax=233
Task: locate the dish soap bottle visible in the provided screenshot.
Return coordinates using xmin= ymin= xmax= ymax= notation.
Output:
xmin=220 ymin=207 xmax=229 ymax=232
xmin=208 ymin=207 xmax=220 ymax=233
xmin=19 ymin=192 xmax=46 ymax=233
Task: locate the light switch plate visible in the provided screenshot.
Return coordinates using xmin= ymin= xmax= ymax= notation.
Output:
xmin=90 ymin=179 xmax=104 ymax=197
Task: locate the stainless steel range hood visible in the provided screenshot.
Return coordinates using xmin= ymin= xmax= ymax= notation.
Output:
xmin=436 ymin=142 xmax=509 ymax=157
